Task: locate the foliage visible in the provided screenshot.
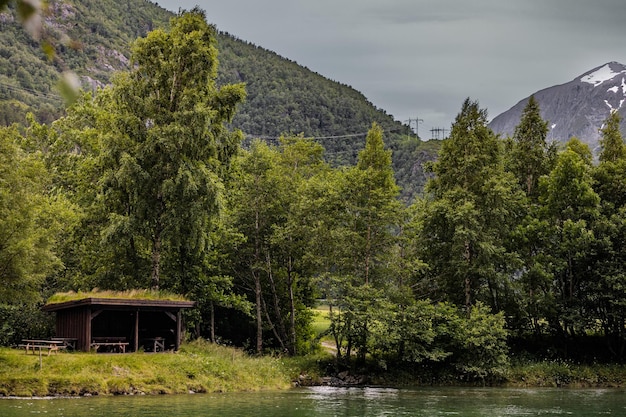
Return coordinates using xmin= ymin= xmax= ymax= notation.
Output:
xmin=226 ymin=136 xmax=324 ymax=354
xmin=418 ymin=98 xmax=524 ymax=311
xmin=599 ymin=111 xmax=625 ymax=163
xmin=452 ymin=302 xmax=509 ymax=380
xmin=99 ymin=9 xmax=244 ymax=289
xmin=302 ymin=124 xmax=404 ymax=363
xmin=0 ymin=0 xmax=172 ymax=121
xmin=505 ymin=95 xmax=556 ymax=198
xmin=366 ymin=300 xmax=508 ymax=380
xmin=44 ymin=10 xmax=245 ymax=293
xmin=0 ymin=303 xmax=55 ymax=346
xmin=0 ymin=125 xmax=74 ymax=304
xmin=7 ymin=0 xmax=626 ymax=381
xmin=590 ymin=112 xmax=626 ymax=359
xmin=506 ymin=359 xmax=626 ymax=388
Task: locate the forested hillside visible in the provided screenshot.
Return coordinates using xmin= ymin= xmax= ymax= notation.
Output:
xmin=0 ymin=0 xmax=171 ymax=124
xmin=0 ymin=0 xmax=438 ymax=200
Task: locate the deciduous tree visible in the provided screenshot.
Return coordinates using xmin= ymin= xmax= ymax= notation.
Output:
xmin=0 ymin=126 xmax=74 ymax=303
xmin=58 ymin=10 xmax=245 ymax=291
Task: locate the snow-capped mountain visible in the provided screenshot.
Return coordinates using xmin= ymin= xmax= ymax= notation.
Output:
xmin=489 ymin=62 xmax=626 ymax=152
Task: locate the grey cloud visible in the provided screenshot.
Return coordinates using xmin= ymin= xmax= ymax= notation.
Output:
xmin=161 ymin=0 xmax=626 ymax=130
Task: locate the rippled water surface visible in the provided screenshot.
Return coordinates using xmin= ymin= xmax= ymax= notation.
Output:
xmin=2 ymin=386 xmax=626 ymax=416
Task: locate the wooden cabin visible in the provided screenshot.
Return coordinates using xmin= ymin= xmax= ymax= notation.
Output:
xmin=42 ymin=297 xmax=195 ymax=352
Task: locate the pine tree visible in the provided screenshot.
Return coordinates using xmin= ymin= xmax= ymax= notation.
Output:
xmin=537 ymin=139 xmax=600 ymax=336
xmin=421 ymin=99 xmax=523 ymax=312
xmin=508 ymin=95 xmax=554 ymax=198
xmin=599 ymin=111 xmax=625 ymax=163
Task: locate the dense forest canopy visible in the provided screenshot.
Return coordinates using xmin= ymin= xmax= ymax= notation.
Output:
xmin=5 ymin=7 xmax=626 ymax=381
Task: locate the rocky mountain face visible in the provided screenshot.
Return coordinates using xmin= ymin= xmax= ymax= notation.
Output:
xmin=489 ymin=61 xmax=626 ymax=152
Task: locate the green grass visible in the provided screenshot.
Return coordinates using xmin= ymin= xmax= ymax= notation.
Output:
xmin=0 ymin=340 xmax=292 ymax=397
xmin=311 ymin=301 xmax=331 ymax=338
xmin=506 ymin=359 xmax=626 ymax=388
xmin=46 ymin=289 xmax=189 ymax=305
xmin=311 ymin=309 xmax=330 ymax=337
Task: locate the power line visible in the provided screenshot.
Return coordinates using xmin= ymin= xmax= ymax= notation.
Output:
xmin=242 ymin=126 xmax=407 ymax=142
xmin=244 ymin=131 xmax=368 ymax=141
xmin=0 ymin=83 xmax=413 ymax=143
xmin=0 ymin=81 xmax=62 ymax=101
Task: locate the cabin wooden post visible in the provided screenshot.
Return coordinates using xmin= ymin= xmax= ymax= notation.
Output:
xmin=176 ymin=310 xmax=182 ymax=350
xmin=134 ymin=310 xmax=140 ymax=352
xmin=85 ymin=307 xmax=92 ymax=352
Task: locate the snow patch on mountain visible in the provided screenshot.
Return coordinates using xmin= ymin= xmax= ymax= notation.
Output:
xmin=609 ymin=77 xmax=626 ymax=96
xmin=580 ymin=63 xmax=626 ymax=86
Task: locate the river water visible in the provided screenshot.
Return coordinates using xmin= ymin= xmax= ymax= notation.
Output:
xmin=1 ymin=386 xmax=626 ymax=416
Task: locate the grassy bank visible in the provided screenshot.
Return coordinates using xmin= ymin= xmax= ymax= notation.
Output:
xmin=307 ymin=359 xmax=626 ymax=389
xmin=3 ymin=342 xmax=626 ymax=397
xmin=506 ymin=360 xmax=626 ymax=388
xmin=0 ymin=340 xmax=292 ymax=397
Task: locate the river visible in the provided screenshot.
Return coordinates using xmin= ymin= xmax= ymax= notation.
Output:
xmin=1 ymin=386 xmax=626 ymax=416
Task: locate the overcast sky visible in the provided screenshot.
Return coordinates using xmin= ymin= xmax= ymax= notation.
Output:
xmin=158 ymin=0 xmax=626 ymax=138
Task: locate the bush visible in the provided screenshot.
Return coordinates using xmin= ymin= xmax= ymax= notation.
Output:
xmin=452 ymin=302 xmax=509 ymax=381
xmin=0 ymin=303 xmax=54 ymax=346
xmin=369 ymin=300 xmax=509 ymax=381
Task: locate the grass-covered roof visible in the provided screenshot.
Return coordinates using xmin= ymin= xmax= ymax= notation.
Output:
xmin=45 ymin=289 xmax=190 ymax=305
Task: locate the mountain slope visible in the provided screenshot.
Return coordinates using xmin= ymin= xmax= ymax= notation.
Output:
xmin=0 ymin=0 xmax=173 ymax=124
xmin=0 ymin=0 xmax=437 ymax=200
xmin=489 ymin=61 xmax=626 ymax=152
xmin=215 ymin=34 xmax=411 ymax=165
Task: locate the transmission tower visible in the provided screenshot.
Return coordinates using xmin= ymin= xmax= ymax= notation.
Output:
xmin=405 ymin=116 xmax=424 ymax=140
xmin=429 ymin=127 xmax=448 ymax=140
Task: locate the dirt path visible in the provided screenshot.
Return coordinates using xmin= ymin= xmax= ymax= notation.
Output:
xmin=321 ymin=340 xmax=337 ymax=355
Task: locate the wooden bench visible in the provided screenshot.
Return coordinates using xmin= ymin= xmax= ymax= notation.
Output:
xmin=91 ymin=337 xmax=129 ymax=353
xmin=19 ymin=340 xmax=66 ymax=356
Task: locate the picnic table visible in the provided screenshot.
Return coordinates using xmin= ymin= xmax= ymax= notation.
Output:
xmin=90 ymin=336 xmax=129 ymax=353
xmin=19 ymin=339 xmax=65 ymax=356
xmin=143 ymin=337 xmax=165 ymax=352
xmin=51 ymin=337 xmax=78 ymax=350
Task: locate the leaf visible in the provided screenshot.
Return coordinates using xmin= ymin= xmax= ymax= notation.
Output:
xmin=16 ymin=0 xmax=42 ymax=40
xmin=57 ymin=71 xmax=81 ymax=105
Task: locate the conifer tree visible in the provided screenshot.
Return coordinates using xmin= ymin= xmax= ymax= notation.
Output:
xmin=537 ymin=139 xmax=600 ymax=336
xmin=508 ymin=95 xmax=554 ymax=198
xmin=591 ymin=112 xmax=626 ymax=357
xmin=599 ymin=111 xmax=625 ymax=163
xmin=421 ymin=99 xmax=523 ymax=312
